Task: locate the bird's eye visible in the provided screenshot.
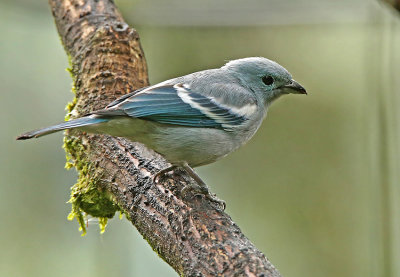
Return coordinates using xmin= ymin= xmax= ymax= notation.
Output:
xmin=262 ymin=76 xmax=274 ymax=86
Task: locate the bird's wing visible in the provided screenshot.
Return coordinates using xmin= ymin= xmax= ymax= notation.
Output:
xmin=105 ymin=86 xmax=149 ymax=108
xmin=96 ymin=83 xmax=257 ymax=130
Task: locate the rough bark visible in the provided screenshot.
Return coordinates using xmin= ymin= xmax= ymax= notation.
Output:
xmin=48 ymin=0 xmax=281 ymax=276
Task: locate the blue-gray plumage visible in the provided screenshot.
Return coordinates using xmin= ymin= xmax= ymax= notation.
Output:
xmin=17 ymin=57 xmax=306 ymax=203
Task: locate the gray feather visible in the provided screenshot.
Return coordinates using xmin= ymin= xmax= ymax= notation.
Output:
xmin=16 ymin=117 xmax=108 ymax=140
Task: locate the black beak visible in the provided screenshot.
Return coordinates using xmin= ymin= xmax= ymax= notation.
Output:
xmin=283 ymin=80 xmax=307 ymax=94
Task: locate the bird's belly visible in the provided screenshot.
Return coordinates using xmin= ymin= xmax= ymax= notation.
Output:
xmin=141 ymin=126 xmax=238 ymax=167
xmin=86 ymin=117 xmax=253 ymax=167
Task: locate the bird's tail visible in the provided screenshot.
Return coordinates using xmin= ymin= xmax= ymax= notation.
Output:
xmin=16 ymin=116 xmax=108 ymax=140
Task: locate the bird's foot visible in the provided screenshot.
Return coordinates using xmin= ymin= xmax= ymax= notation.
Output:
xmin=153 ymin=163 xmax=226 ymax=210
xmin=181 ymin=163 xmax=226 ymax=210
xmin=153 ymin=165 xmax=178 ymax=183
xmin=181 ymin=183 xmax=226 ymax=210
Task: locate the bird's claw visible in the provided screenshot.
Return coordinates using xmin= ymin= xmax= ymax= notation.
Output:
xmin=205 ymin=192 xmax=226 ymax=210
xmin=181 ymin=183 xmax=226 ymax=210
xmin=155 ymin=164 xmax=226 ymax=210
xmin=153 ymin=165 xmax=177 ymax=183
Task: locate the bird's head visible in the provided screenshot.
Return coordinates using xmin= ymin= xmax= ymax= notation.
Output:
xmin=222 ymin=57 xmax=306 ymax=104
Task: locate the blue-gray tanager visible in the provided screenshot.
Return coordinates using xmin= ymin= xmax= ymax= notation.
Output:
xmin=17 ymin=57 xmax=306 ymax=202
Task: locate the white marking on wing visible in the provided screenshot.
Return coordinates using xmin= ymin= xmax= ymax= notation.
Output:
xmin=134 ymin=80 xmax=173 ymax=96
xmin=175 ymin=84 xmax=252 ymax=127
xmin=213 ymin=100 xmax=257 ymax=117
xmin=175 ymin=85 xmax=224 ymax=123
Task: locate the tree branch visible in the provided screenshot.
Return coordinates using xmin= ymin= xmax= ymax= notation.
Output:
xmin=48 ymin=0 xmax=281 ymax=276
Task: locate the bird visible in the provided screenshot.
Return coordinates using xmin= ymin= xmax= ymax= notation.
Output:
xmin=17 ymin=57 xmax=306 ymax=205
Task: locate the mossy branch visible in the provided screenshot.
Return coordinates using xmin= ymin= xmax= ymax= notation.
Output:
xmin=49 ymin=0 xmax=282 ymax=276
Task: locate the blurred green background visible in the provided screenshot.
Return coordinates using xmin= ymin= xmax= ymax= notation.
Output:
xmin=1 ymin=0 xmax=399 ymax=276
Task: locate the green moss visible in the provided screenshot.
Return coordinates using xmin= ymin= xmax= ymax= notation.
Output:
xmin=63 ymin=58 xmax=118 ymax=235
xmin=63 ymin=135 xmax=119 ymax=235
xmin=64 ymin=97 xmax=76 ymax=120
xmin=64 ymin=61 xmax=77 ymax=121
